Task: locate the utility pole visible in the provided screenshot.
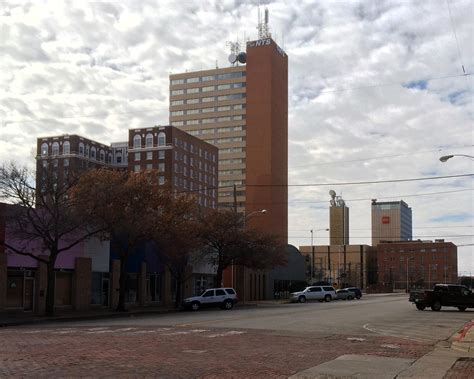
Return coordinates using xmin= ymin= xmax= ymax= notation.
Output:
xmin=311 ymin=229 xmax=314 ymax=284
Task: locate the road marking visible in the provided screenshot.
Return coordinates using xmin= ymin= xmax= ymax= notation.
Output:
xmin=347 ymin=337 xmax=366 ymax=341
xmin=381 ymin=344 xmax=400 ymax=349
xmin=206 ymin=331 xmax=245 ymax=338
xmin=183 ymin=350 xmax=207 ymax=354
xmin=362 ymin=323 xmax=429 ymax=343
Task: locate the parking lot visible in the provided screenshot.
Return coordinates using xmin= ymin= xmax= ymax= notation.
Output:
xmin=0 ymin=294 xmax=472 ymax=377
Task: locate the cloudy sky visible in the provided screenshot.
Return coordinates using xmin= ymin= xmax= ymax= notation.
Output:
xmin=1 ymin=0 xmax=473 ymax=272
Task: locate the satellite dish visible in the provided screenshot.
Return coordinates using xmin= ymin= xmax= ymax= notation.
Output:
xmin=228 ymin=53 xmax=237 ymax=64
xmin=237 ymin=52 xmax=246 ymax=64
xmin=329 ymin=190 xmax=336 ymax=198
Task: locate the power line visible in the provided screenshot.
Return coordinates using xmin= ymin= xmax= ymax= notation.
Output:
xmin=446 ymin=0 xmax=466 ymax=74
xmin=288 ymin=188 xmax=473 ymax=204
xmin=246 ymin=173 xmax=474 ymax=188
xmin=289 ymin=225 xmax=473 ymax=232
xmin=176 ymin=173 xmax=473 ymax=195
xmin=291 ymin=234 xmax=474 ymax=239
xmin=289 ymin=145 xmax=474 ymax=169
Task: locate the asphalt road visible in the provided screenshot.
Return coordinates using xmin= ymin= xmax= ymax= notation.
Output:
xmin=55 ymin=293 xmax=472 ymax=344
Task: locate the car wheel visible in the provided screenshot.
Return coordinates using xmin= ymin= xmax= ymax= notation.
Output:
xmin=415 ymin=303 xmax=426 ymax=311
xmin=458 ymin=307 xmax=467 ymax=312
xmin=191 ymin=301 xmax=200 ymax=311
xmin=347 ymin=295 xmax=354 ymax=300
xmin=431 ymin=301 xmax=442 ymax=311
xmin=298 ymin=296 xmax=306 ymax=303
xmin=324 ymin=295 xmax=331 ymax=302
xmin=222 ymin=300 xmax=234 ymax=310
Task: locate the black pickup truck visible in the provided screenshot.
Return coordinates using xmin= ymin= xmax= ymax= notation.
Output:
xmin=409 ymin=284 xmax=474 ymax=311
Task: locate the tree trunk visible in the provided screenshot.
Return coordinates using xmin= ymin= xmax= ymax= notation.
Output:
xmin=116 ymin=254 xmax=128 ymax=312
xmin=45 ymin=260 xmax=56 ymax=316
xmin=216 ymin=265 xmax=223 ymax=289
xmin=174 ymin=272 xmax=182 ymax=309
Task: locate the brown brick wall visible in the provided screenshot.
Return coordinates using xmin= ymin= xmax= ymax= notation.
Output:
xmin=376 ymin=241 xmax=458 ymax=289
xmin=110 ymin=259 xmax=120 ymax=309
xmin=245 ymin=38 xmax=288 ymax=243
xmin=73 ymin=257 xmax=92 ymax=311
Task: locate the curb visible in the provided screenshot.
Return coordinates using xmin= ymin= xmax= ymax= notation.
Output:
xmin=450 ymin=319 xmax=474 ymax=353
xmin=0 ymin=302 xmax=262 ymax=328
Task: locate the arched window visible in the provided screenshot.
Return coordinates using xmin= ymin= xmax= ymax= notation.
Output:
xmin=99 ymin=149 xmax=105 ymax=161
xmin=90 ymin=147 xmax=96 ymax=159
xmin=108 ymin=154 xmax=112 ymax=163
xmin=133 ymin=135 xmax=141 ymax=148
xmin=41 ymin=143 xmax=48 ymax=156
xmin=116 ymin=152 xmax=122 ymax=164
xmin=158 ymin=132 xmax=166 ymax=146
xmin=85 ymin=145 xmax=90 ymax=157
xmin=63 ymin=141 xmax=70 ymax=155
xmin=146 ymin=133 xmax=153 ymax=148
xmin=52 ymin=142 xmax=59 ymax=155
xmin=79 ymin=143 xmax=84 ymax=155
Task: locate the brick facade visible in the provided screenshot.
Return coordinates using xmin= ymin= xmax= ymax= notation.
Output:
xmin=376 ymin=240 xmax=458 ymax=290
xmin=73 ymin=257 xmax=92 ymax=311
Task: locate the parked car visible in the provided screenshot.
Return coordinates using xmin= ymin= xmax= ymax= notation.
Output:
xmin=409 ymin=284 xmax=474 ymax=311
xmin=344 ymin=287 xmax=362 ymax=299
xmin=290 ymin=286 xmax=336 ymax=303
xmin=182 ymin=288 xmax=238 ymax=311
xmin=336 ymin=289 xmax=354 ymax=300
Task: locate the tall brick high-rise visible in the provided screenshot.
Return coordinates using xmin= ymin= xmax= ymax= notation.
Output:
xmin=169 ymin=37 xmax=288 ymax=243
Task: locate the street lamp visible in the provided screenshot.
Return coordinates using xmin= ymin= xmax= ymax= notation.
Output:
xmin=439 ymin=154 xmax=474 ymax=162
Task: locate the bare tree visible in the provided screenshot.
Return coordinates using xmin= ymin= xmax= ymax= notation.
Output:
xmin=152 ymin=195 xmax=203 ymax=308
xmin=198 ymin=209 xmax=287 ymax=287
xmin=74 ymin=169 xmax=175 ymax=311
xmin=0 ymin=162 xmax=104 ymax=316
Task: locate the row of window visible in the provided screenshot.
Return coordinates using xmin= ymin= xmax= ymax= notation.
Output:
xmin=186 ymin=126 xmax=245 ymax=136
xmin=383 ymin=255 xmax=450 ymax=262
xmin=207 ymin=137 xmax=245 ymax=145
xmin=219 ymin=158 xmax=244 ymax=165
xmin=174 ymin=164 xmax=216 ymax=184
xmin=174 ymin=151 xmax=216 ymax=174
xmin=173 ymin=138 xmax=216 ymax=162
xmin=171 ymin=106 xmax=245 ymax=117
xmin=170 ymin=71 xmax=245 ymax=85
xmin=218 ymin=180 xmax=244 ymax=187
xmin=220 ymin=147 xmax=244 ymax=154
xmin=219 ymin=169 xmax=245 ymax=176
xmin=382 ymin=248 xmax=447 ymax=253
xmin=171 ymin=82 xmax=245 ymax=96
xmin=133 ymin=133 xmax=167 ymax=149
xmin=41 ymin=141 xmax=70 ymax=156
xmin=170 ymin=93 xmax=245 ymax=103
xmin=134 ymin=150 xmax=166 ymax=161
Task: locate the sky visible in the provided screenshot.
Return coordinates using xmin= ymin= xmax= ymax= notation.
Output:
xmin=1 ymin=0 xmax=473 ymax=273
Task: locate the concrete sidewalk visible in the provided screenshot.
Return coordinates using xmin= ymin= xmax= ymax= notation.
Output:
xmin=291 ymin=319 xmax=474 ymax=379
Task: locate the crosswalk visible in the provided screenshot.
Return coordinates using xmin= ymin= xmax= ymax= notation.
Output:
xmin=1 ymin=326 xmax=246 ymax=339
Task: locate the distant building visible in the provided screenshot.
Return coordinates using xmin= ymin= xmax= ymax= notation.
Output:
xmin=371 ymin=200 xmax=412 ymax=246
xmin=36 ymin=126 xmax=218 ymax=209
xmin=128 ymin=126 xmax=218 ymax=208
xmin=376 ymin=239 xmax=458 ymax=290
xmin=299 ymin=244 xmax=377 ymax=289
xmin=329 ymin=192 xmax=349 ymax=245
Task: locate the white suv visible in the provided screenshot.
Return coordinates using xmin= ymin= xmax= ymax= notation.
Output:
xmin=290 ymin=286 xmax=336 ymax=303
xmin=182 ymin=288 xmax=238 ymax=311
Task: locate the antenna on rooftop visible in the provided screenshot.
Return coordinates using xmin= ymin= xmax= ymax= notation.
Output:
xmin=257 ymin=7 xmax=271 ymax=39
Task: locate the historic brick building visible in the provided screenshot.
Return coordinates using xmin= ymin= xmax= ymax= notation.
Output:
xmin=376 ymin=239 xmax=458 ymax=290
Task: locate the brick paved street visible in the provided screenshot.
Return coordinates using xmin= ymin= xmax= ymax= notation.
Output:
xmin=0 ymin=324 xmax=432 ymax=377
xmin=0 ymin=295 xmax=472 ymax=377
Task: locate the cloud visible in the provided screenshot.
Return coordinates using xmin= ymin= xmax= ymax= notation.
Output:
xmin=1 ymin=0 xmax=473 ymax=272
